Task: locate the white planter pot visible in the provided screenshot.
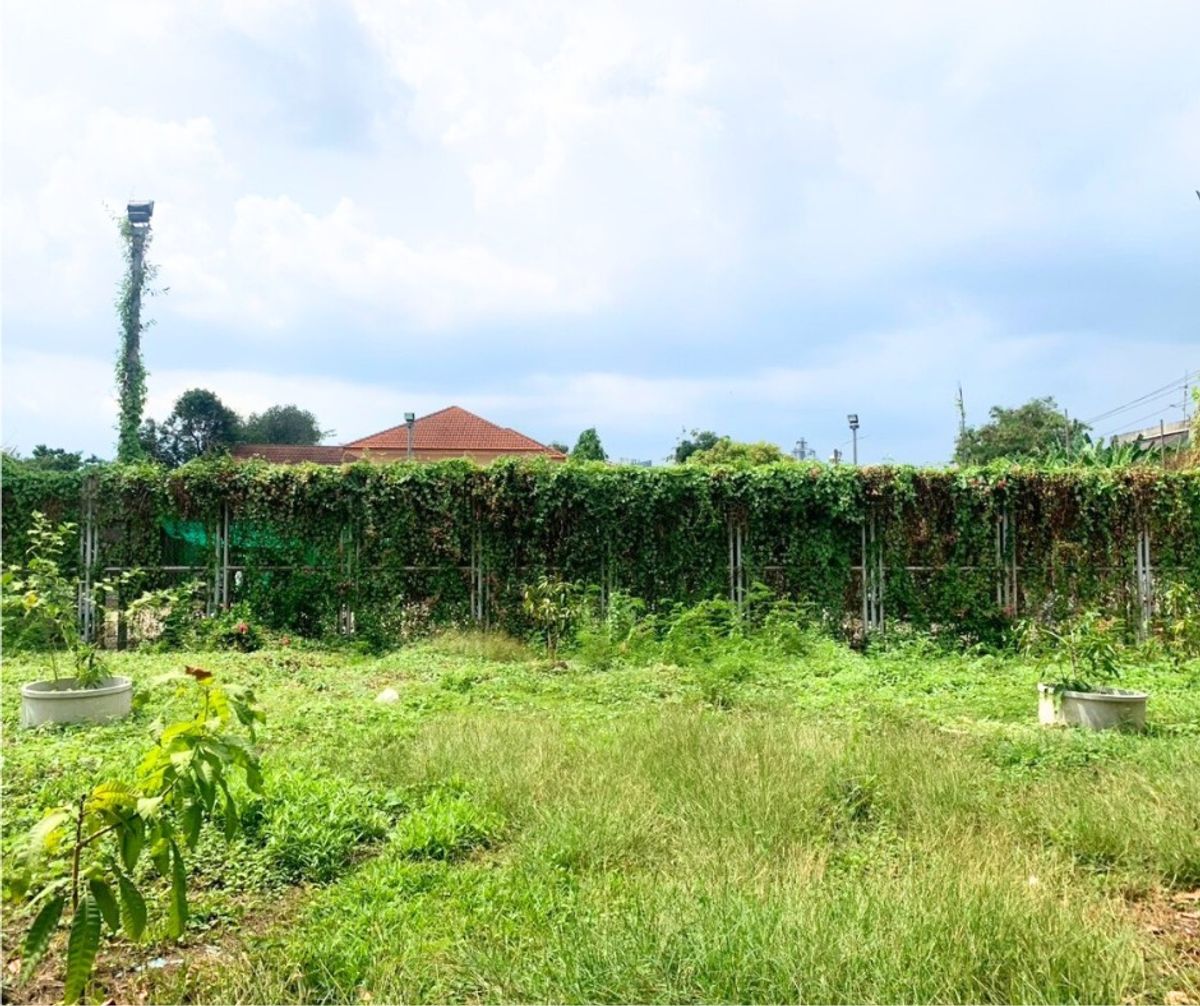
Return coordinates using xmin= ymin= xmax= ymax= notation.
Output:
xmin=20 ymin=677 xmax=133 ymax=728
xmin=1037 ymin=683 xmax=1147 ymax=731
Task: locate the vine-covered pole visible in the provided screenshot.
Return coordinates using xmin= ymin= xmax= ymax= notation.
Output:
xmin=115 ymin=201 xmax=155 ymax=463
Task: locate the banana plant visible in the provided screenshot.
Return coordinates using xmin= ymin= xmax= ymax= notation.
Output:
xmin=8 ymin=667 xmax=263 ymax=1003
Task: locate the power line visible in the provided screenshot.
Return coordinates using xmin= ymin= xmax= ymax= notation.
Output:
xmin=1083 ymin=369 xmax=1199 ymax=426
xmin=1099 ymin=399 xmax=1188 ymax=439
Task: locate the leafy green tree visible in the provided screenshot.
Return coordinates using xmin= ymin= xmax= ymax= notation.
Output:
xmin=548 ymin=442 xmax=570 ymax=455
xmin=570 ymin=428 xmax=607 ymax=462
xmin=145 ymin=389 xmax=242 ymax=467
xmin=240 ymin=405 xmax=329 ymax=445
xmin=686 ymin=437 xmax=792 ymax=466
xmin=674 ymin=429 xmax=720 ymax=463
xmin=28 ymin=446 xmax=84 ymax=471
xmin=954 ymin=397 xmax=1089 ymax=465
xmin=2 ymin=448 xmax=104 ymax=472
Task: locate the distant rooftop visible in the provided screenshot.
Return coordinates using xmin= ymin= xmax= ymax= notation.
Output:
xmin=344 ymin=406 xmax=565 ymax=457
xmin=232 ymin=406 xmax=567 ymax=465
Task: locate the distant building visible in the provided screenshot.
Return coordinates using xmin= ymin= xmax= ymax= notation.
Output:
xmin=233 ymin=406 xmax=567 ymax=465
xmin=1113 ymin=419 xmax=1190 ymax=450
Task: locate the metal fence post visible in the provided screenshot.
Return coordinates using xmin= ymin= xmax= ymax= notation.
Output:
xmin=338 ymin=525 xmax=356 ymax=634
xmin=1134 ymin=526 xmax=1153 ymax=640
xmin=470 ymin=517 xmax=487 ymax=626
xmin=728 ymin=512 xmax=747 ymax=613
xmin=77 ymin=479 xmax=99 ymax=641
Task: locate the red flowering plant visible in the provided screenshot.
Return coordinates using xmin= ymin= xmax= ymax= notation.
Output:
xmin=204 ymin=605 xmax=264 ymax=652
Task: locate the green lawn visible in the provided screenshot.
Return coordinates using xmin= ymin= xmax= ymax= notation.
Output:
xmin=3 ymin=636 xmax=1198 ymax=1004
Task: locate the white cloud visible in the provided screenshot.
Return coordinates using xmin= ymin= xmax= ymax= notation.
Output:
xmin=3 ymin=0 xmax=1198 ymax=463
xmin=207 ymin=195 xmax=579 ymax=328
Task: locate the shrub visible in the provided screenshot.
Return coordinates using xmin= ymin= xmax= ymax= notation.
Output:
xmin=522 ymin=576 xmax=585 ymax=659
xmin=200 ymin=604 xmax=265 ymax=652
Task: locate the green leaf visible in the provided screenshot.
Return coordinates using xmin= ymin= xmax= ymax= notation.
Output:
xmin=167 ymin=841 xmax=188 ymax=939
xmin=88 ymin=780 xmax=136 ymax=815
xmin=245 ymin=761 xmax=263 ymax=794
xmin=181 ymin=800 xmax=202 ymax=850
xmin=149 ymin=830 xmax=171 ymax=877
xmin=28 ymin=809 xmax=71 ymax=856
xmin=223 ymin=794 xmax=239 ymax=840
xmin=88 ymin=878 xmax=120 ymax=933
xmin=116 ymin=873 xmax=147 ymax=941
xmin=194 ymin=760 xmax=217 ymax=813
xmin=120 ymin=815 xmax=144 ymax=872
xmin=64 ymin=894 xmax=102 ymax=1004
xmin=20 ymin=895 xmax=64 ymax=981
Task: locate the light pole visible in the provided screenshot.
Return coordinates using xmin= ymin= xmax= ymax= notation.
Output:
xmin=405 ymin=412 xmax=416 ymax=460
xmin=127 ymin=201 xmax=153 ymax=278
xmin=116 ymin=200 xmax=154 ymax=462
xmin=847 ymin=414 xmax=860 ymax=466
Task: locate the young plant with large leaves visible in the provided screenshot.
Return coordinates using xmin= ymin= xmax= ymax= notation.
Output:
xmin=7 ymin=668 xmax=263 ymax=1003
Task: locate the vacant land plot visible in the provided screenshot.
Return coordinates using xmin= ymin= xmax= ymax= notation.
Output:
xmin=4 ymin=637 xmax=1198 ymax=1004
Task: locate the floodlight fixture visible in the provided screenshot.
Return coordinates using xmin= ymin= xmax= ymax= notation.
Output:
xmin=405 ymin=412 xmax=416 ymax=460
xmin=127 ymin=200 xmax=155 ymax=225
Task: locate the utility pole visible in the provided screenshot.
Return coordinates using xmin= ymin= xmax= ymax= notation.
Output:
xmin=830 ymin=448 xmax=842 ymax=465
xmin=405 ymin=412 xmax=416 ymax=461
xmin=847 ymin=414 xmax=860 ymax=466
xmin=955 ymin=382 xmax=966 ymax=440
xmin=116 ymin=200 xmax=154 ymax=462
xmin=793 ymin=437 xmax=810 ymax=460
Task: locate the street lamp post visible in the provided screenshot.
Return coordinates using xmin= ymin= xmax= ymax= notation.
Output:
xmin=847 ymin=414 xmax=860 ymax=466
xmin=405 ymin=412 xmax=416 ymax=461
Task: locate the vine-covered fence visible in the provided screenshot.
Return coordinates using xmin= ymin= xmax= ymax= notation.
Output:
xmin=3 ymin=458 xmax=1197 ymax=642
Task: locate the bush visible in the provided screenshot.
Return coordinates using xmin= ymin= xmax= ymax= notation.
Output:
xmin=200 ymin=604 xmax=265 ymax=651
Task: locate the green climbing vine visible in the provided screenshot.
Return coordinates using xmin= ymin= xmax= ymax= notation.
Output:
xmin=115 ymin=216 xmax=157 ymax=463
xmin=2 ymin=457 xmax=1197 ymax=641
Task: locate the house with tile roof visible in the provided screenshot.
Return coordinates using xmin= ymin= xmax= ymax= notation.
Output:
xmin=233 ymin=406 xmax=567 ymax=465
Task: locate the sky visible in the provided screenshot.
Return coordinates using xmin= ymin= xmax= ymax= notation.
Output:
xmin=2 ymin=0 xmax=1198 ymax=465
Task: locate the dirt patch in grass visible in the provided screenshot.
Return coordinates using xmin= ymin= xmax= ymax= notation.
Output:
xmin=1127 ymin=887 xmax=1200 ymax=1003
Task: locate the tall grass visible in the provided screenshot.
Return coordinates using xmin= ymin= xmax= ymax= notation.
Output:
xmin=206 ymin=711 xmax=1196 ymax=1004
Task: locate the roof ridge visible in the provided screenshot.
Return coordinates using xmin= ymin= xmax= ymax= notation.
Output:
xmin=344 ymin=404 xmax=475 ymax=448
xmin=343 ymin=405 xmax=561 ymax=454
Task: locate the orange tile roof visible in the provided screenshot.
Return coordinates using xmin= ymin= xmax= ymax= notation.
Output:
xmin=344 ymin=406 xmax=564 ymax=456
xmin=231 ymin=444 xmax=346 ymax=464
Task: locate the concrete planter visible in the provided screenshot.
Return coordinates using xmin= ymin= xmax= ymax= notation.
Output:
xmin=20 ymin=677 xmax=133 ymax=728
xmin=1037 ymin=683 xmax=1147 ymax=731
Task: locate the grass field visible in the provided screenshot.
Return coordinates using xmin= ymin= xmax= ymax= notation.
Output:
xmin=3 ymin=634 xmax=1198 ymax=1004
